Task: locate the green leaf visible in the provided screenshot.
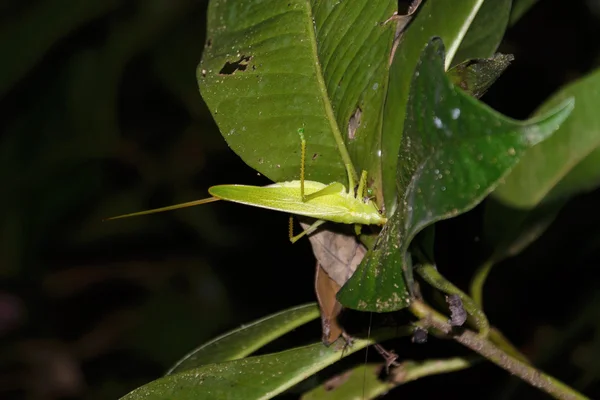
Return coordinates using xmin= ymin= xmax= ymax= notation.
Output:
xmin=121 ymin=336 xmax=381 ymax=400
xmin=447 ymin=53 xmax=514 ymax=99
xmin=452 ymin=0 xmax=512 ymax=64
xmin=199 ymin=0 xmax=397 ymax=190
xmin=493 ymin=67 xmax=600 ymax=208
xmin=484 ymin=68 xmax=600 ymax=263
xmin=167 ymin=303 xmax=319 ymax=375
xmin=550 ymin=145 xmax=600 ymax=198
xmin=338 ymin=38 xmax=574 ymax=312
xmin=338 ymin=208 xmax=411 ymax=311
xmin=380 ymin=0 xmax=487 ymax=211
xmin=300 ymin=363 xmax=387 ymax=400
xmin=301 ymin=358 xmax=473 ymax=400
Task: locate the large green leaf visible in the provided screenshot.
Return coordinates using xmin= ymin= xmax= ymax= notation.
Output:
xmin=301 ymin=358 xmax=472 ymax=399
xmin=337 ymin=38 xmax=574 ymax=312
xmin=167 ymin=303 xmax=319 ymax=375
xmin=198 ymin=0 xmax=397 ymax=191
xmin=380 ymin=0 xmax=487 ymax=211
xmin=452 ymin=0 xmax=512 ymax=64
xmin=493 ymin=67 xmax=600 ymax=208
xmin=121 ymin=334 xmax=392 ymax=400
xmin=484 ymin=67 xmax=600 ymax=261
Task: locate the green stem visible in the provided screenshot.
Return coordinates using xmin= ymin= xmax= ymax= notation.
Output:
xmin=470 ymin=257 xmax=494 ymax=308
xmin=415 ymin=263 xmax=489 ymax=337
xmin=409 ymin=300 xmax=590 ymax=400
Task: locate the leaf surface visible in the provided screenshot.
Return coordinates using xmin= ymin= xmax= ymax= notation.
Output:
xmin=122 ymin=335 xmax=386 ymax=400
xmin=199 ymin=0 xmax=397 ymax=190
xmin=486 ymin=67 xmax=600 ymax=261
xmin=452 ymin=0 xmax=511 ymax=64
xmin=338 ymin=38 xmax=574 ymax=311
xmin=493 ymin=67 xmax=600 ymax=208
xmin=380 ymin=0 xmax=487 ymax=211
xmin=167 ymin=303 xmax=319 ymax=375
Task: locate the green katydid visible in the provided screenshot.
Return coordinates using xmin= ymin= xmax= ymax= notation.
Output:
xmin=108 ymin=129 xmax=387 ymax=242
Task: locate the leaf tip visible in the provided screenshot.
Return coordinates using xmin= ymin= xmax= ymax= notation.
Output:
xmin=524 ymin=96 xmax=575 ymax=146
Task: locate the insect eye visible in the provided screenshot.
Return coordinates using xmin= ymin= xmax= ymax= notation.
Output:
xmin=363 ymin=187 xmax=376 ymax=203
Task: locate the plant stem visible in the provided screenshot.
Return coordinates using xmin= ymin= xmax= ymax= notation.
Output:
xmin=489 ymin=327 xmax=530 ymax=364
xmin=470 ymin=257 xmax=494 ymax=308
xmin=415 ymin=263 xmax=490 ymax=337
xmin=409 ymin=300 xmax=590 ymax=400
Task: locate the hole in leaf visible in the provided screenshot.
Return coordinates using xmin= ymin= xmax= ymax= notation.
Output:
xmin=348 ymin=107 xmax=362 ymax=140
xmin=219 ymin=55 xmax=252 ymax=75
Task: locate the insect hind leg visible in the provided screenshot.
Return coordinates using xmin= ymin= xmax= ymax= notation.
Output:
xmin=356 ymin=170 xmax=368 ymax=199
xmin=289 ymin=216 xmax=327 ymax=243
xmin=297 ymin=128 xmax=306 ymax=201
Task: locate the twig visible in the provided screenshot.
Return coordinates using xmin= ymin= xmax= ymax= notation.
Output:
xmin=489 ymin=327 xmax=530 ymax=364
xmin=415 ymin=263 xmax=490 ymax=336
xmin=409 ymin=300 xmax=590 ymax=400
xmin=470 ymin=257 xmax=494 ymax=308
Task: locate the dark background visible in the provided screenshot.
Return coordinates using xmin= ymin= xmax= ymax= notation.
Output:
xmin=0 ymin=0 xmax=599 ymax=399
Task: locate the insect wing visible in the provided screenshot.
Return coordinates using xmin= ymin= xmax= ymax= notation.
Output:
xmin=209 ymin=182 xmax=352 ymax=222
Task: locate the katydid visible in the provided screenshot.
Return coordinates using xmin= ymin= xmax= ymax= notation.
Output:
xmin=108 ymin=129 xmax=387 ymax=242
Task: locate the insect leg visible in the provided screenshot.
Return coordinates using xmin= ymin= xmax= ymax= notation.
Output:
xmin=297 ymin=128 xmax=306 ymax=201
xmin=345 ymin=163 xmax=355 ymax=196
xmin=289 ymin=217 xmax=327 ymax=243
xmin=356 ymin=170 xmax=368 ymax=199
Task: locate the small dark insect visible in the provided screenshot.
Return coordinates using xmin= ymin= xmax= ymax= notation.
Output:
xmin=446 ymin=294 xmax=467 ymax=327
xmin=412 ymin=326 xmax=428 ymax=344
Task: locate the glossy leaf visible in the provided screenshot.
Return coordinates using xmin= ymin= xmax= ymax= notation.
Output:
xmin=452 ymin=0 xmax=511 ymax=65
xmin=493 ymin=67 xmax=600 ymax=208
xmin=301 ymin=358 xmax=472 ymax=399
xmin=122 ymin=335 xmax=384 ymax=400
xmin=167 ymin=303 xmax=319 ymax=375
xmin=300 ymin=363 xmax=387 ymax=400
xmin=485 ymin=67 xmax=600 ymax=261
xmin=380 ymin=0 xmax=486 ymax=211
xmin=338 ymin=38 xmax=574 ymax=312
xmin=199 ymin=0 xmax=397 ymax=191
xmin=338 ymin=208 xmax=411 ymax=311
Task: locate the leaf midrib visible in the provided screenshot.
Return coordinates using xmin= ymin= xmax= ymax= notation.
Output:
xmin=305 ymin=1 xmax=357 ymax=184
